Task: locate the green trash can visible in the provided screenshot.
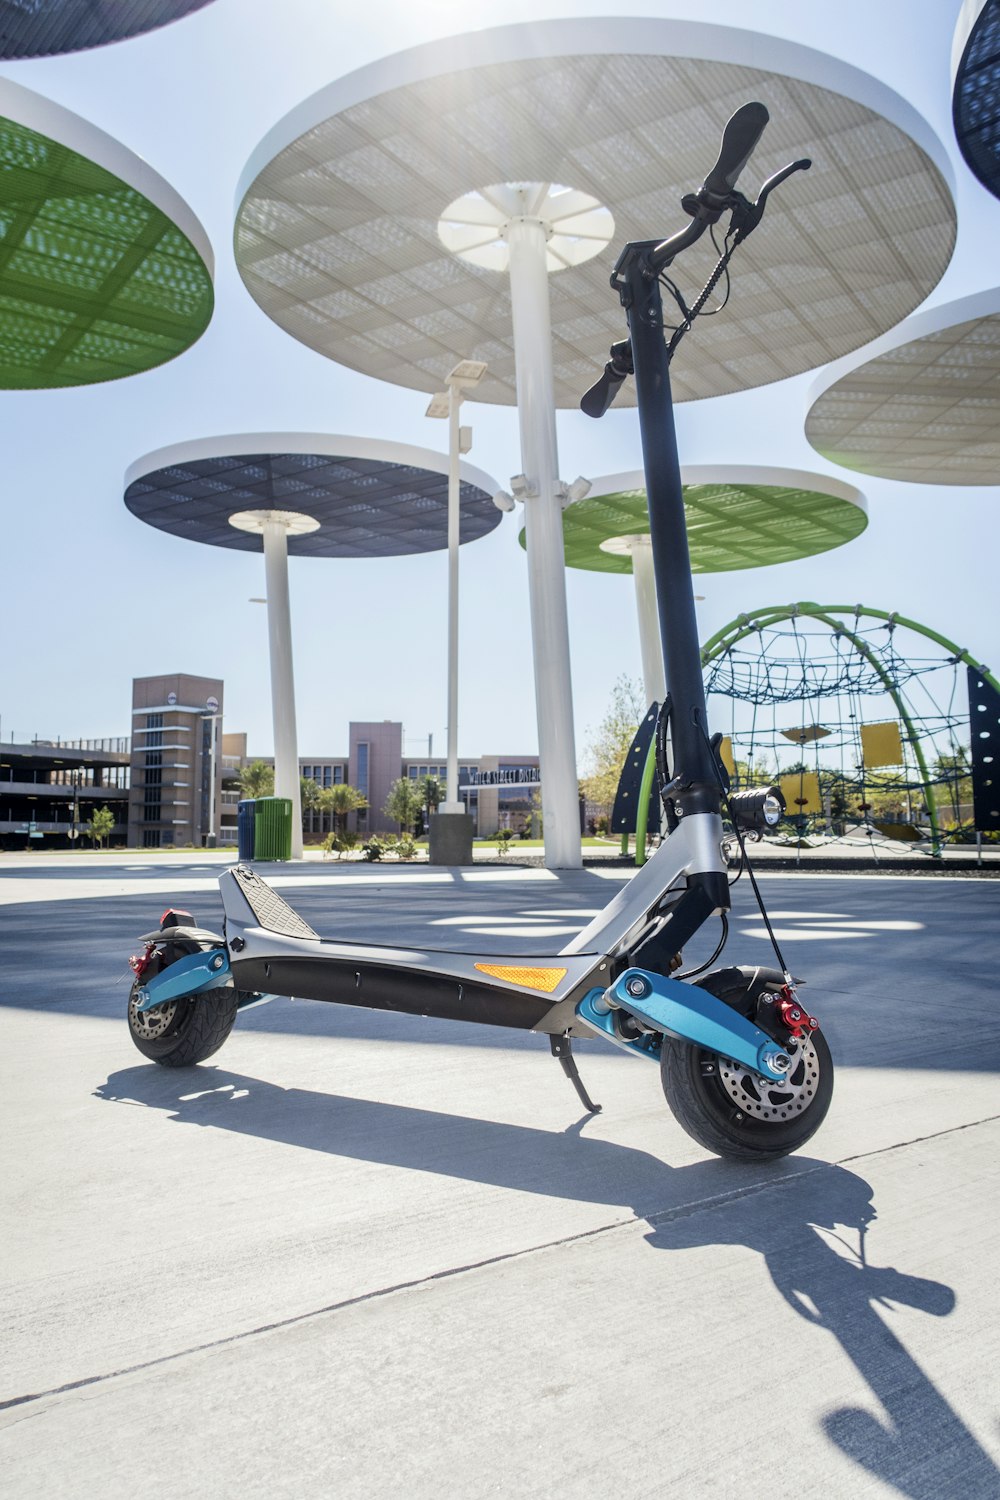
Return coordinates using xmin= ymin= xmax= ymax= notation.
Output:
xmin=253 ymin=796 xmax=293 ymax=861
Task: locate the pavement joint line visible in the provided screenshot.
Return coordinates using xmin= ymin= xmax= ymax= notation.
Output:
xmin=3 ymin=1112 xmax=998 ymax=1418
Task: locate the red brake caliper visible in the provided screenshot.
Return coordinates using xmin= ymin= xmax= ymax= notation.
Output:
xmin=128 ymin=942 xmax=157 ymax=980
xmin=776 ymin=984 xmax=819 ymax=1041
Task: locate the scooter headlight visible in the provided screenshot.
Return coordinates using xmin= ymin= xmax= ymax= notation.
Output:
xmin=728 ymin=785 xmax=785 ymax=831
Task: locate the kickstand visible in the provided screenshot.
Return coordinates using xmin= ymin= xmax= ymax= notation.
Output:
xmin=549 ymin=1034 xmax=602 ymax=1114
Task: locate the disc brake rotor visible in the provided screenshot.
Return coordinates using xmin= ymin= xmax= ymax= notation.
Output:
xmin=716 ymin=1034 xmax=821 ymax=1121
xmin=128 ymin=989 xmax=180 ymax=1041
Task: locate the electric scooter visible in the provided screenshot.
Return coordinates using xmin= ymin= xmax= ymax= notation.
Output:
xmin=125 ymin=103 xmax=833 ymax=1162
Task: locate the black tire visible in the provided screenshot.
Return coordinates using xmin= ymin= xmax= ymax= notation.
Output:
xmin=659 ymin=965 xmax=833 ymax=1162
xmin=127 ymin=948 xmax=238 ymax=1067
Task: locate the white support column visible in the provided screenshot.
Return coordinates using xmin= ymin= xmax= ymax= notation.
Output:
xmin=506 ymin=216 xmax=581 ymax=869
xmin=441 ymin=383 xmax=462 ymax=813
xmin=630 ymin=536 xmax=667 ymax=708
xmin=262 ymin=518 xmax=303 ymax=858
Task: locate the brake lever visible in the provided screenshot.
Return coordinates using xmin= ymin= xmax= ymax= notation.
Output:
xmin=730 ymin=158 xmax=812 ymax=245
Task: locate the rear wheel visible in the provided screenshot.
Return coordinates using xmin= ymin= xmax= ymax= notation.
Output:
xmin=127 ymin=948 xmax=238 ymax=1067
xmin=659 ymin=965 xmax=833 ymax=1161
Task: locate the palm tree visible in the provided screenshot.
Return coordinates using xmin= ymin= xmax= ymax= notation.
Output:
xmin=319 ymin=783 xmax=367 ymax=834
xmin=238 ymin=760 xmax=274 ymax=798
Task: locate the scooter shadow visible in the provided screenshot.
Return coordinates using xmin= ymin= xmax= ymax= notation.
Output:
xmin=97 ymin=1064 xmax=997 ymax=1499
xmin=97 ymin=1061 xmax=776 ymax=1219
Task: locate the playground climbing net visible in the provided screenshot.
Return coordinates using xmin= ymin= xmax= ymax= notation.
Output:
xmin=701 ymin=605 xmax=992 ymax=858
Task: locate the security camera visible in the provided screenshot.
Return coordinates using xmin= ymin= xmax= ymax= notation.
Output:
xmin=492 ymin=490 xmax=516 ymax=512
xmin=509 ymin=474 xmax=538 ymax=500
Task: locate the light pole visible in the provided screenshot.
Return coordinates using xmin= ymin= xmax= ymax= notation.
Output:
xmin=201 ymin=710 xmax=223 ymax=848
xmin=426 ymin=359 xmax=486 ymax=832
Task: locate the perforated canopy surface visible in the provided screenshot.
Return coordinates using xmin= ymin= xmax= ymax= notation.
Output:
xmin=124 ymin=435 xmax=501 ymax=558
xmin=805 ymin=290 xmax=1000 ymax=484
xmin=0 ymin=0 xmax=214 ymax=58
xmin=533 ymin=466 xmax=867 ymax=574
xmin=235 ymin=17 xmax=955 ymax=409
xmin=0 ymin=79 xmax=213 ymax=388
xmin=953 ymin=0 xmax=1000 ymax=200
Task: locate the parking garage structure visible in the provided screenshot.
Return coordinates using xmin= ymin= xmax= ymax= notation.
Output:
xmin=0 ymin=740 xmax=129 ymax=849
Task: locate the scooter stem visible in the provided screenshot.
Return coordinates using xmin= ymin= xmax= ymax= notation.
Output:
xmin=617 ymin=245 xmax=728 ymax=905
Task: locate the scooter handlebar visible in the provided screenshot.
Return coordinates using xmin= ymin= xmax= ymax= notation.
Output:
xmin=702 ymin=101 xmax=770 ymax=201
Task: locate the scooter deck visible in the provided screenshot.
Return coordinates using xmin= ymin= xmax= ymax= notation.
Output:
xmin=223 ymin=865 xmax=599 ymax=1033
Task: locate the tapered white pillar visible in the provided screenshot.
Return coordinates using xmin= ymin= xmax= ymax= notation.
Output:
xmin=231 ymin=506 xmax=320 ymax=861
xmin=438 ymin=183 xmax=613 ymax=870
xmin=443 ymin=383 xmax=462 ymax=811
xmin=506 ymin=218 xmax=580 ymax=868
xmin=630 ymin=536 xmax=667 ymax=708
xmin=261 ymin=521 xmax=303 ymax=858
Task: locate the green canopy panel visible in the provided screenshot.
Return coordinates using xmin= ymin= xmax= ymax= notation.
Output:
xmin=0 ymin=107 xmax=213 ymax=388
xmin=520 ymin=479 xmax=868 ymax=575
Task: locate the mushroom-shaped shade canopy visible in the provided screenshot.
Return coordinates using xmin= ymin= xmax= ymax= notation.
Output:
xmin=953 ymin=0 xmax=1000 ymax=200
xmin=0 ymin=77 xmax=214 ymax=388
xmin=124 ymin=434 xmax=502 ymax=559
xmin=528 ymin=466 xmax=867 ymax=575
xmin=805 ymin=288 xmax=1000 ymax=484
xmin=0 ymin=0 xmax=215 ymax=58
xmin=235 ymin=16 xmax=955 ymax=409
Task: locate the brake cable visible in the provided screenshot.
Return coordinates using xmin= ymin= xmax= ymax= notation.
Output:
xmin=696 ymin=722 xmax=794 ymax=983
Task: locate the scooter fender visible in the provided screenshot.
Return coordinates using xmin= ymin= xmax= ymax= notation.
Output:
xmin=135 ymin=948 xmax=232 ymax=1011
xmin=576 ymin=968 xmax=791 ymax=1082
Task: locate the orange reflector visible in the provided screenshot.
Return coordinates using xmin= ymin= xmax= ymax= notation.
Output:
xmin=474 ymin=963 xmax=567 ymax=993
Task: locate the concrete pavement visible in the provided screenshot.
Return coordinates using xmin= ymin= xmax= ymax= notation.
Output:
xmin=1 ymin=856 xmax=998 ymax=1497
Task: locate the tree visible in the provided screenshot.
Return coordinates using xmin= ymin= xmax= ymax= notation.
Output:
xmin=383 ymin=776 xmax=425 ymax=832
xmin=579 ymin=674 xmax=646 ymax=814
xmin=416 ymin=774 xmax=443 ymax=829
xmin=238 ymin=760 xmax=274 ymax=797
xmin=88 ymin=805 xmax=115 ymax=849
xmin=300 ymin=776 xmax=321 ymax=814
xmin=319 ymin=783 xmax=367 ymax=832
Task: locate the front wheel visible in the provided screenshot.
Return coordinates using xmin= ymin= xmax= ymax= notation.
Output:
xmin=660 ymin=965 xmax=833 ymax=1161
xmin=127 ymin=954 xmax=238 ymax=1067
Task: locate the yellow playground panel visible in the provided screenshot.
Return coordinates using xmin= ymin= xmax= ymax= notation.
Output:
xmin=860 ymin=719 xmax=904 ymax=767
xmin=779 ymin=770 xmax=822 ymax=815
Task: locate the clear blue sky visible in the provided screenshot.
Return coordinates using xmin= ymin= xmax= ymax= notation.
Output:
xmin=2 ymin=0 xmax=995 ymax=764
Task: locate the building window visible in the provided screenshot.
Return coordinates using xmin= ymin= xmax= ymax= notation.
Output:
xmin=147 ymin=713 xmax=163 ymax=729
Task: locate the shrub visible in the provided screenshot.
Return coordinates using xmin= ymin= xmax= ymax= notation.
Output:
xmin=323 ymin=830 xmax=358 ymax=858
xmin=395 ymin=833 xmax=418 ymax=859
xmin=361 ymin=835 xmax=387 ymax=861
xmin=496 ymin=828 xmax=515 ymax=857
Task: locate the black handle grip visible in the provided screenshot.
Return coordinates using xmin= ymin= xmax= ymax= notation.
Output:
xmin=580 ymin=341 xmax=633 ymax=418
xmin=702 ymin=101 xmax=769 ymax=201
